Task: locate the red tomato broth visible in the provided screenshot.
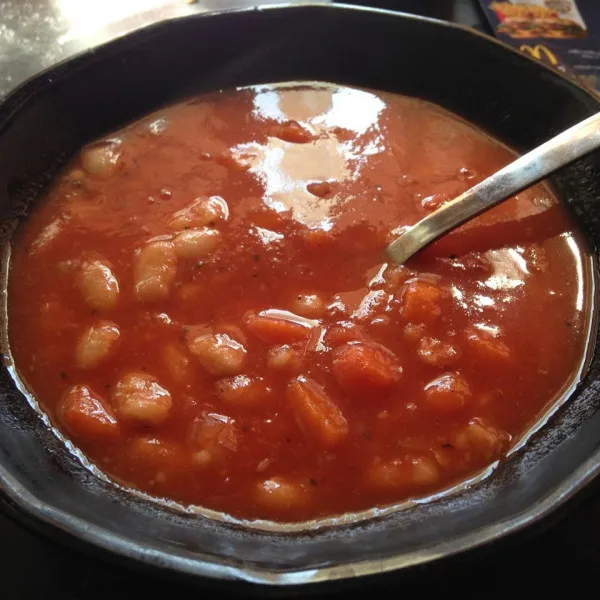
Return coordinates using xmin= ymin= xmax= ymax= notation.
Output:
xmin=7 ymin=82 xmax=592 ymax=521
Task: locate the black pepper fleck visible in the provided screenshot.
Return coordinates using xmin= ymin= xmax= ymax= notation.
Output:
xmin=59 ymin=372 xmax=68 ymax=380
xmin=309 ymin=478 xmax=317 ymax=486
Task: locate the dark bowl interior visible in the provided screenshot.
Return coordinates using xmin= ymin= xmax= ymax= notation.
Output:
xmin=1 ymin=3 xmax=600 ymax=589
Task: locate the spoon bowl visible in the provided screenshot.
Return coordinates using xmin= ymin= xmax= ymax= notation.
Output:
xmin=387 ymin=111 xmax=600 ymax=264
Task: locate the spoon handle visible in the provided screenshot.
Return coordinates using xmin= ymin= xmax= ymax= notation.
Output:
xmin=386 ymin=111 xmax=600 ymax=264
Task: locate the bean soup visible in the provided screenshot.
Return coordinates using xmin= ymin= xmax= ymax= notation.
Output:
xmin=8 ymin=83 xmax=593 ymax=521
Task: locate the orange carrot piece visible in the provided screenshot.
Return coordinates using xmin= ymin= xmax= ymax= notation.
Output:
xmin=188 ymin=412 xmax=239 ymax=453
xmin=244 ymin=312 xmax=312 ymax=344
xmin=332 ymin=343 xmax=401 ymax=392
xmin=466 ymin=329 xmax=511 ymax=363
xmin=400 ymin=280 xmax=442 ymax=324
xmin=324 ymin=323 xmax=368 ymax=347
xmin=56 ymin=385 xmax=119 ymax=441
xmin=287 ymin=376 xmax=348 ymax=448
xmin=424 ymin=372 xmax=471 ymax=414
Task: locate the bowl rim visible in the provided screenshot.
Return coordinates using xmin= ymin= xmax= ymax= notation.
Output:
xmin=1 ymin=1 xmax=600 ymax=587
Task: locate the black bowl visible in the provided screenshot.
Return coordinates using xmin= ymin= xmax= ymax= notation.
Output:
xmin=1 ymin=2 xmax=600 ymax=589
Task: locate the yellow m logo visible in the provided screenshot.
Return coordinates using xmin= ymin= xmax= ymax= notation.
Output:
xmin=519 ymin=44 xmax=559 ymax=66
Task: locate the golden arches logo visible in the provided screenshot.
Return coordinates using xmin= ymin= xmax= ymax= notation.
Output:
xmin=519 ymin=44 xmax=559 ymax=66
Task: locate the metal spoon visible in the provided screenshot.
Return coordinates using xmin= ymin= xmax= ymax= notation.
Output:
xmin=386 ymin=112 xmax=600 ymax=264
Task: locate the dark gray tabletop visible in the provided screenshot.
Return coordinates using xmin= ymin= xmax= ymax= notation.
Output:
xmin=1 ymin=1 xmax=599 ymax=597
xmin=0 ymin=0 xmax=295 ymax=99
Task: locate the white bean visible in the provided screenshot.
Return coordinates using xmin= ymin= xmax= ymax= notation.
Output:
xmin=290 ymin=293 xmax=326 ymax=318
xmin=113 ymin=372 xmax=172 ymax=425
xmin=452 ymin=418 xmax=510 ymax=461
xmin=168 ymin=196 xmax=229 ymax=231
xmin=75 ymin=321 xmax=120 ymax=369
xmin=188 ymin=332 xmax=246 ymax=376
xmin=173 ymin=227 xmax=221 ymax=259
xmin=134 ymin=241 xmax=177 ymax=303
xmin=266 ymin=344 xmax=303 ymax=372
xmin=366 ymin=456 xmax=439 ymax=490
xmin=253 ymin=477 xmax=308 ymax=512
xmin=215 ymin=375 xmax=271 ymax=409
xmin=78 ymin=259 xmax=120 ymax=312
xmin=417 ymin=336 xmax=459 ymax=367
xmin=80 ymin=141 xmax=122 ymax=180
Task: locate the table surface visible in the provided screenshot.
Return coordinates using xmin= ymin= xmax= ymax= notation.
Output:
xmin=1 ymin=1 xmax=599 ymax=597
